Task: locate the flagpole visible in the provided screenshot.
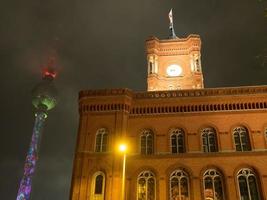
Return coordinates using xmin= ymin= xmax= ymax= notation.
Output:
xmin=168 ymin=9 xmax=177 ymax=39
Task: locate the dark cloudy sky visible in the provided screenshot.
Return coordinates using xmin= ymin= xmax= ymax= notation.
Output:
xmin=1 ymin=0 xmax=267 ymax=199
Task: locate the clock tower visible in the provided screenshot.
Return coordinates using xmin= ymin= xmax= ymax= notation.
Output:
xmin=146 ymin=35 xmax=204 ymax=91
xmin=146 ymin=10 xmax=204 ymax=91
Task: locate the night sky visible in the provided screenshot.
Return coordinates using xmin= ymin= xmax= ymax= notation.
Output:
xmin=1 ymin=0 xmax=267 ymax=199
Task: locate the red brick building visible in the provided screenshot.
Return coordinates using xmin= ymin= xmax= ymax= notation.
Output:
xmin=70 ymin=33 xmax=267 ymax=200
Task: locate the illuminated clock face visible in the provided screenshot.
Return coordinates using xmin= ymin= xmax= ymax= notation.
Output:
xmin=166 ymin=64 xmax=182 ymax=76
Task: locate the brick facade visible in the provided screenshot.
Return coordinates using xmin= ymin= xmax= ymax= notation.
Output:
xmin=70 ymin=35 xmax=267 ymax=200
xmin=70 ymin=87 xmax=267 ymax=200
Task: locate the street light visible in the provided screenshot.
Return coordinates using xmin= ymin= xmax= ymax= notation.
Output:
xmin=119 ymin=143 xmax=127 ymax=200
xmin=119 ymin=144 xmax=127 ymax=152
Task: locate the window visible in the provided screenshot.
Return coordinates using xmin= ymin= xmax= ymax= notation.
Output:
xmin=91 ymin=172 xmax=105 ymax=200
xmin=149 ymin=62 xmax=153 ymax=74
xmin=140 ymin=130 xmax=154 ymax=155
xmin=203 ymin=169 xmax=225 ymax=200
xmin=95 ymin=128 xmax=108 ymax=152
xmin=233 ymin=126 xmax=251 ymax=151
xmin=202 ymin=127 xmax=218 ymax=152
xmin=170 ymin=170 xmax=190 ymax=200
xmin=192 ymin=54 xmax=201 ymax=72
xmin=195 ymin=59 xmax=200 ymax=72
xmin=95 ymin=175 xmax=104 ymax=194
xmin=137 ymin=171 xmax=156 ymax=200
xmin=170 ymin=129 xmax=185 ymax=153
xmin=237 ymin=168 xmax=261 ymax=200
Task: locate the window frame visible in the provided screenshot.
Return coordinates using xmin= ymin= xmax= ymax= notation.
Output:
xmin=170 ymin=128 xmax=185 ymax=154
xmin=91 ymin=171 xmax=105 ymax=200
xmin=237 ymin=168 xmax=261 ymax=200
xmin=169 ymin=169 xmax=190 ymax=200
xmin=201 ymin=127 xmax=218 ymax=153
xmin=95 ymin=128 xmax=108 ymax=153
xmin=140 ymin=129 xmax=154 ymax=155
xmin=233 ymin=126 xmax=251 ymax=152
xmin=137 ymin=171 xmax=156 ymax=200
xmin=203 ymin=169 xmax=225 ymax=200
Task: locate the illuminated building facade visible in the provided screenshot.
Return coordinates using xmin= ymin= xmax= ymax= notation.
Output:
xmin=70 ymin=22 xmax=267 ymax=200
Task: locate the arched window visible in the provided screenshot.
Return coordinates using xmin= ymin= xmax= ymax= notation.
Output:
xmin=95 ymin=128 xmax=108 ymax=152
xmin=91 ymin=172 xmax=105 ymax=200
xmin=137 ymin=171 xmax=156 ymax=200
xmin=233 ymin=126 xmax=251 ymax=151
xmin=170 ymin=129 xmax=185 ymax=153
xmin=195 ymin=58 xmax=200 ymax=72
xmin=203 ymin=169 xmax=225 ymax=200
xmin=202 ymin=127 xmax=218 ymax=152
xmin=237 ymin=168 xmax=261 ymax=200
xmin=140 ymin=130 xmax=154 ymax=155
xmin=170 ymin=170 xmax=190 ymax=200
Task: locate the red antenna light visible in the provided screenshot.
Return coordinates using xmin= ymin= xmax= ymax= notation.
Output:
xmin=42 ymin=55 xmax=57 ymax=79
xmin=43 ymin=68 xmax=57 ymax=78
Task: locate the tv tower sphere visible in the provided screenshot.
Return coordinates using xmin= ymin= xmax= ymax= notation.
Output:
xmin=32 ymin=72 xmax=58 ymax=111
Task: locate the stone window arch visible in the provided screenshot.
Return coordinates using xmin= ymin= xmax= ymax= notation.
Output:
xmin=203 ymin=169 xmax=225 ymax=200
xmin=91 ymin=171 xmax=105 ymax=200
xmin=237 ymin=168 xmax=261 ymax=200
xmin=170 ymin=128 xmax=185 ymax=153
xmin=170 ymin=169 xmax=190 ymax=200
xmin=137 ymin=171 xmax=156 ymax=200
xmin=140 ymin=129 xmax=154 ymax=155
xmin=95 ymin=128 xmax=108 ymax=152
xmin=233 ymin=126 xmax=251 ymax=151
xmin=201 ymin=127 xmax=218 ymax=152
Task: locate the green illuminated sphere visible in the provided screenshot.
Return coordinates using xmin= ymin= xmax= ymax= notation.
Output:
xmin=32 ymin=78 xmax=57 ymax=111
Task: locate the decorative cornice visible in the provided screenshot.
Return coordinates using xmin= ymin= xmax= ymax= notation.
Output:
xmin=79 ymin=88 xmax=133 ymax=100
xmin=79 ymin=86 xmax=267 ymax=100
xmin=146 ymin=35 xmax=201 ymax=56
xmin=78 ymin=86 xmax=267 ymax=115
xmin=134 ymin=85 xmax=267 ymax=99
xmin=146 ymin=34 xmax=201 ymax=43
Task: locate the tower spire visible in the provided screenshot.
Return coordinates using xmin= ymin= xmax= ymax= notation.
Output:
xmin=168 ymin=9 xmax=178 ymax=39
xmin=16 ymin=57 xmax=58 ymax=200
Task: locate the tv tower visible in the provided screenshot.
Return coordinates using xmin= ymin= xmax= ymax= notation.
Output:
xmin=16 ymin=57 xmax=58 ymax=200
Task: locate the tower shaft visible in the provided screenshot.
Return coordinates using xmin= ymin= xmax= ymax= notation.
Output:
xmin=16 ymin=112 xmax=46 ymax=200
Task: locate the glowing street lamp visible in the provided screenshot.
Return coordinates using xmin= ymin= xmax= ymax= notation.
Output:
xmin=119 ymin=144 xmax=127 ymax=152
xmin=118 ymin=143 xmax=127 ymax=200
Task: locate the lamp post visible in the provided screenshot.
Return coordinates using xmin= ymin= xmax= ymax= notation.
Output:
xmin=119 ymin=144 xmax=127 ymax=200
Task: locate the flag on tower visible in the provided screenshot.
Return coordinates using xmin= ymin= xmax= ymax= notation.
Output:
xmin=169 ymin=9 xmax=173 ymax=24
xmin=168 ymin=9 xmax=177 ymax=39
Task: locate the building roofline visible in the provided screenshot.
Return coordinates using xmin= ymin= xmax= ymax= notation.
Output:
xmin=146 ymin=34 xmax=201 ymax=43
xmin=79 ymin=85 xmax=267 ymax=100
